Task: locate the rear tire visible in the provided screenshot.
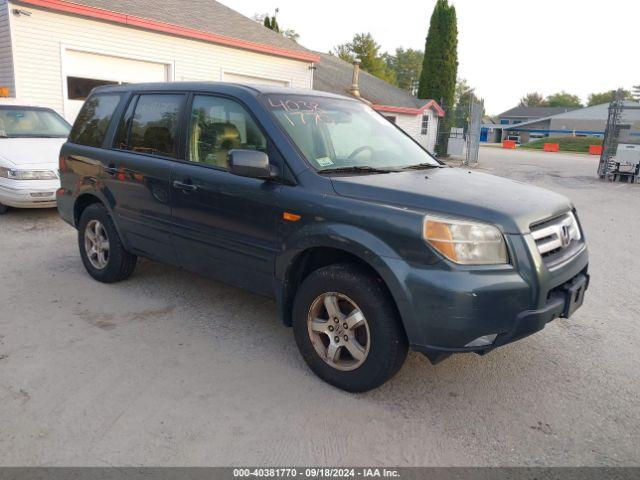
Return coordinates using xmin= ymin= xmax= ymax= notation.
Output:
xmin=0 ymin=203 xmax=8 ymax=215
xmin=78 ymin=203 xmax=137 ymax=283
xmin=292 ymin=263 xmax=408 ymax=392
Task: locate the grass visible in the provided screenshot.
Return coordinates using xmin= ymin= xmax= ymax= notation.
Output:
xmin=520 ymin=136 xmax=603 ymax=153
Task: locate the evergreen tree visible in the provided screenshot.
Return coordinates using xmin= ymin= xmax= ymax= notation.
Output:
xmin=418 ymin=0 xmax=458 ymax=155
xmin=259 ymin=10 xmax=296 ymax=41
xmin=262 ymin=9 xmax=280 ymax=33
xmin=270 ymin=15 xmax=280 ymax=33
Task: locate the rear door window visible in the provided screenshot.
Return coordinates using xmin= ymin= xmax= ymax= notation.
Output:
xmin=69 ymin=93 xmax=121 ymax=147
xmin=120 ymin=94 xmax=185 ymax=158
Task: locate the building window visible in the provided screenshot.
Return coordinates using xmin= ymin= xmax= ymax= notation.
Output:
xmin=500 ymin=119 xmax=510 ymax=125
xmin=421 ymin=115 xmax=429 ymax=135
xmin=67 ymin=77 xmax=119 ymax=101
xmin=385 ymin=116 xmax=397 ymax=124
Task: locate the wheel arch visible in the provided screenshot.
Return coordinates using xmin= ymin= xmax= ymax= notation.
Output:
xmin=73 ymin=193 xmax=104 ymax=227
xmin=276 ymin=225 xmax=412 ymax=334
xmin=73 ymin=192 xmax=132 ymax=252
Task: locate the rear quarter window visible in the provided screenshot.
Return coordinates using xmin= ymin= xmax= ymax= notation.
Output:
xmin=69 ymin=94 xmax=121 ymax=147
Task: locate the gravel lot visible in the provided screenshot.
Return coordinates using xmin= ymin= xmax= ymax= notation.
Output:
xmin=1 ymin=147 xmax=638 ymax=466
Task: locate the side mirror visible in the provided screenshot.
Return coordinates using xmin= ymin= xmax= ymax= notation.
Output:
xmin=228 ymin=149 xmax=276 ymax=180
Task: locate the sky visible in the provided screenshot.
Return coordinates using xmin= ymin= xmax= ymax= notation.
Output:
xmin=217 ymin=0 xmax=639 ymax=115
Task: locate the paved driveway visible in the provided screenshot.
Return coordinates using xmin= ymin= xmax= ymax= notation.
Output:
xmin=0 ymin=147 xmax=638 ymax=466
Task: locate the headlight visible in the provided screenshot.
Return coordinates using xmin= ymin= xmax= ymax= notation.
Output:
xmin=423 ymin=215 xmax=508 ymax=265
xmin=567 ymin=212 xmax=582 ymax=242
xmin=0 ymin=167 xmax=58 ymax=180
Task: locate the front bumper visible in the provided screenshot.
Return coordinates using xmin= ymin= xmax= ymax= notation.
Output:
xmin=492 ymin=271 xmax=588 ymax=349
xmin=386 ymin=234 xmax=589 ymax=363
xmin=0 ymin=179 xmax=59 ymax=208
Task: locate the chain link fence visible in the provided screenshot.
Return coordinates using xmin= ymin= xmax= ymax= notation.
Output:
xmin=433 ymin=99 xmax=484 ymax=166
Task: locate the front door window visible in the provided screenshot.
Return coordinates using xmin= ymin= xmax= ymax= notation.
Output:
xmin=187 ymin=95 xmax=267 ymax=169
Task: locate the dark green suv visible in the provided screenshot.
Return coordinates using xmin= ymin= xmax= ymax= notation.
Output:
xmin=57 ymin=83 xmax=589 ymax=392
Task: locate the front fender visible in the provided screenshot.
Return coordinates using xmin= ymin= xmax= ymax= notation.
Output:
xmin=276 ymin=222 xmax=401 ymax=279
xmin=276 ymin=222 xmax=418 ymax=341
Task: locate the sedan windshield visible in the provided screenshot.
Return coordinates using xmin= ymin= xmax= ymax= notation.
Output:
xmin=265 ymin=94 xmax=439 ymax=172
xmin=0 ymin=107 xmax=71 ymax=138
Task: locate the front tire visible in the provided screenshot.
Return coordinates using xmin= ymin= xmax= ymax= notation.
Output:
xmin=292 ymin=264 xmax=408 ymax=392
xmin=78 ymin=203 xmax=137 ymax=283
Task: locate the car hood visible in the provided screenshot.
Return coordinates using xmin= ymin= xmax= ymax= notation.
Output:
xmin=0 ymin=137 xmax=66 ymax=168
xmin=329 ymin=167 xmax=572 ymax=234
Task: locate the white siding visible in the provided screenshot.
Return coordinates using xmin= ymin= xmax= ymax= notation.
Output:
xmin=8 ymin=3 xmax=313 ymax=117
xmin=0 ymin=0 xmax=15 ymax=96
xmin=395 ymin=110 xmax=438 ymax=153
xmin=223 ymin=71 xmax=290 ymax=87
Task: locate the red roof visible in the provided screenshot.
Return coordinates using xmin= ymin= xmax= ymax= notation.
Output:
xmin=17 ymin=0 xmax=320 ymax=62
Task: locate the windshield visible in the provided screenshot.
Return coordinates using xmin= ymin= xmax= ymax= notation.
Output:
xmin=265 ymin=94 xmax=439 ymax=171
xmin=0 ymin=107 xmax=71 ymax=138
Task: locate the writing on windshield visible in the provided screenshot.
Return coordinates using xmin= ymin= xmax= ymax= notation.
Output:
xmin=267 ymin=97 xmax=336 ymax=126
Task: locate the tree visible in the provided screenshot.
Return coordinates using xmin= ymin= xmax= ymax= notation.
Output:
xmin=545 ymin=91 xmax=582 ymax=108
xmin=282 ymin=29 xmax=300 ymax=43
xmin=453 ymin=78 xmax=482 ymax=128
xmin=263 ymin=15 xmax=273 ymax=31
xmin=333 ymin=33 xmax=396 ymax=84
xmin=262 ymin=8 xmax=280 ymax=33
xmin=385 ymin=48 xmax=423 ymax=94
xmin=519 ymin=92 xmax=546 ymax=107
xmin=587 ymin=89 xmax=633 ymax=106
xmin=418 ymin=0 xmax=458 ymax=155
xmin=255 ymin=10 xmax=299 ymax=43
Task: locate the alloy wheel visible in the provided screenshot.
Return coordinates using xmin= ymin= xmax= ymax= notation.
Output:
xmin=307 ymin=292 xmax=371 ymax=371
xmin=84 ymin=219 xmax=110 ymax=270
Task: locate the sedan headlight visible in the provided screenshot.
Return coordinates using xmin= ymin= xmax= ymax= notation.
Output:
xmin=0 ymin=167 xmax=58 ymax=180
xmin=423 ymin=215 xmax=508 ymax=265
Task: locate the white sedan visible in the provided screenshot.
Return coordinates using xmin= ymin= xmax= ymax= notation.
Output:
xmin=0 ymin=102 xmax=71 ymax=214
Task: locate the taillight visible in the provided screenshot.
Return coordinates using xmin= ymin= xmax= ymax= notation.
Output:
xmin=59 ymin=154 xmax=67 ymax=172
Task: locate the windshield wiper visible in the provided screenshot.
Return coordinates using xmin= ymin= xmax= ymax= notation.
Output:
xmin=318 ymin=165 xmax=394 ymax=175
xmin=402 ymin=163 xmax=444 ymax=170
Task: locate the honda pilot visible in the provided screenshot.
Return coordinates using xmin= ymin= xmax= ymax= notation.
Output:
xmin=57 ymin=83 xmax=589 ymax=392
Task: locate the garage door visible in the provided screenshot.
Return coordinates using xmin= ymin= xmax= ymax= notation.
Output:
xmin=223 ymin=72 xmax=290 ymax=88
xmin=64 ymin=50 xmax=169 ymax=121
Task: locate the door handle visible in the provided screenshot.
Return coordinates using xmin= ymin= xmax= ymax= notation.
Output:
xmin=173 ymin=180 xmax=198 ymax=193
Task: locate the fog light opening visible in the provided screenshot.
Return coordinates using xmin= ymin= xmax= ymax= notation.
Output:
xmin=465 ymin=334 xmax=498 ymax=348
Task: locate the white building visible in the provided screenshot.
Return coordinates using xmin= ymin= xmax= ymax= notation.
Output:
xmin=0 ymin=0 xmax=319 ymax=122
xmin=313 ymin=53 xmax=443 ymax=153
xmin=0 ymin=0 xmax=441 ymax=148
